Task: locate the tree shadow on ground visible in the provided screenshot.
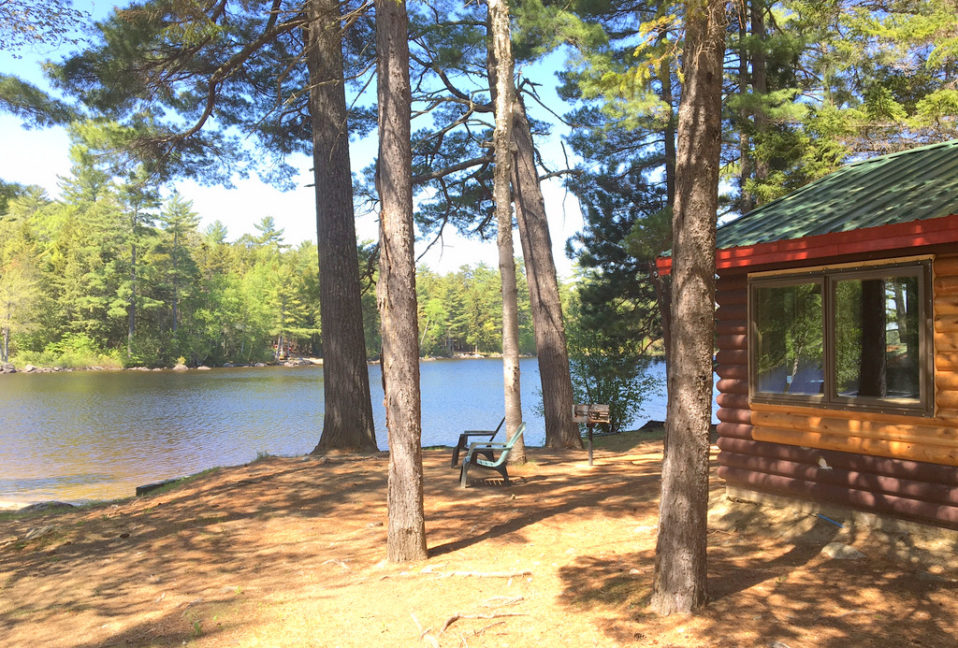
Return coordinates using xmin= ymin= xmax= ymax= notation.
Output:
xmin=558 ymin=513 xmax=958 ymax=648
xmin=428 ymin=449 xmax=663 ymax=557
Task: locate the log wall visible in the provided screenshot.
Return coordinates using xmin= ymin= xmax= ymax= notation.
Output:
xmin=714 ymin=252 xmax=958 ymax=529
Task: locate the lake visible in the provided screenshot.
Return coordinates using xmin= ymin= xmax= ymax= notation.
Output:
xmin=0 ymin=358 xmax=678 ymax=506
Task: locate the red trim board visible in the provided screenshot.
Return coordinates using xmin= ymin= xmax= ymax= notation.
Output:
xmin=656 ymin=213 xmax=958 ymax=276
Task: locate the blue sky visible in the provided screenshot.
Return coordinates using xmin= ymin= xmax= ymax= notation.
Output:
xmin=0 ymin=3 xmax=583 ymax=277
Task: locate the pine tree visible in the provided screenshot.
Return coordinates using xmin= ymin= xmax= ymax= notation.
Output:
xmin=376 ymin=0 xmax=428 ymax=562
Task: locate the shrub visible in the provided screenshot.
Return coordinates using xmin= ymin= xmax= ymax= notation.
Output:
xmin=566 ymin=320 xmax=660 ymax=434
xmin=18 ymin=333 xmax=122 ymax=369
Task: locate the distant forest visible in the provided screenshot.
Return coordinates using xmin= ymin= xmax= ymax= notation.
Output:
xmin=0 ymin=179 xmax=544 ymax=368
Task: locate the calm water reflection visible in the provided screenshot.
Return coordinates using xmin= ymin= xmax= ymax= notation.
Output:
xmin=0 ymin=359 xmax=669 ymax=505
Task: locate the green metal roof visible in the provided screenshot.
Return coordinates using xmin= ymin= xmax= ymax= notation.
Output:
xmin=716 ymin=139 xmax=958 ymax=249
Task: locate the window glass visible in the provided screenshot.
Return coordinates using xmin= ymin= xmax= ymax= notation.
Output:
xmin=753 ymin=282 xmax=824 ymax=396
xmin=833 ymin=275 xmax=921 ymax=403
xmin=749 ymin=259 xmax=930 ymax=415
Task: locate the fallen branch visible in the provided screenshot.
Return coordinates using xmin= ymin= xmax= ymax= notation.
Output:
xmin=473 ymin=620 xmax=506 ymax=636
xmin=480 ymin=595 xmax=523 ymax=608
xmin=439 ymin=611 xmax=524 ymax=635
xmin=432 ymin=570 xmax=532 ymax=579
xmin=381 ymin=567 xmax=531 ymax=581
xmin=410 ymin=612 xmax=438 ymax=647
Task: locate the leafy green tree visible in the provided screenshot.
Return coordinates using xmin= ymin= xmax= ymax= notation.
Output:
xmin=565 ymin=286 xmax=659 ymax=434
xmin=416 ymin=268 xmax=450 ymax=356
xmin=155 ymin=192 xmax=201 ymax=334
xmin=0 ymin=204 xmax=45 ymax=362
xmin=54 ymin=0 xmax=378 ymax=450
xmin=0 ymin=0 xmax=86 ymax=52
xmin=0 ymin=0 xmax=85 ymax=128
xmin=117 ymin=169 xmax=161 ymax=354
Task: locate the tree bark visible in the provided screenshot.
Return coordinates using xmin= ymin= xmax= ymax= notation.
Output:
xmin=660 ymin=54 xmax=676 ymax=211
xmin=172 ymin=227 xmax=179 ymax=332
xmin=306 ymin=0 xmax=377 ymax=454
xmin=650 ymin=0 xmax=726 ymax=616
xmin=859 ymin=279 xmax=887 ymax=397
xmin=376 ymin=0 xmax=428 ymax=562
xmin=510 ymin=96 xmax=580 ymax=449
xmin=487 ymin=0 xmax=525 ymax=463
xmin=750 ymin=0 xmax=769 ymax=187
xmin=658 ymin=48 xmax=676 ymax=362
xmin=738 ymin=14 xmax=754 ymax=214
xmin=128 ymin=214 xmax=137 ymax=356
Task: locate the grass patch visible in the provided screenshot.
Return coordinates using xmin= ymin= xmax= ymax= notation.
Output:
xmin=0 ymin=499 xmax=118 ymax=522
xmin=138 ymin=468 xmax=222 ymax=498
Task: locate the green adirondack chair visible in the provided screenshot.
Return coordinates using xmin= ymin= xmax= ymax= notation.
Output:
xmin=450 ymin=416 xmax=505 ymax=468
xmin=459 ymin=422 xmax=525 ymax=488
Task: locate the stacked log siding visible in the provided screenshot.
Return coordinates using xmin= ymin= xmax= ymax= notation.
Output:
xmin=714 ymin=254 xmax=958 ymax=529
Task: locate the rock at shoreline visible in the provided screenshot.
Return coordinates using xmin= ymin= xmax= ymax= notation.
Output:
xmin=172 ymin=363 xmax=188 ymax=372
xmin=23 ymin=364 xmax=37 ymax=373
xmin=196 ymin=365 xmax=212 ymax=371
xmin=283 ymin=358 xmax=310 ymax=367
xmin=136 ymin=478 xmax=181 ymax=496
xmin=0 ymin=363 xmax=15 ymax=374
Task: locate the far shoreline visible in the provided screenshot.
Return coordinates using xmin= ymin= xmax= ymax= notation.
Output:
xmin=0 ymin=352 xmax=543 ymax=376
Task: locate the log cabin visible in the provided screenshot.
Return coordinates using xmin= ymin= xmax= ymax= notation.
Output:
xmin=658 ymin=139 xmax=958 ymax=529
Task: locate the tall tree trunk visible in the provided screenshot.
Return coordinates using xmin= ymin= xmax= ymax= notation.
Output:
xmin=376 ymin=0 xmax=428 ymax=562
xmin=750 ymin=0 xmax=769 ymax=187
xmin=1 ymin=325 xmax=8 ymax=363
xmin=510 ymin=96 xmax=580 ymax=449
xmin=487 ymin=0 xmax=525 ymax=463
xmin=859 ymin=279 xmax=887 ymax=397
xmin=738 ymin=14 xmax=754 ymax=214
xmin=306 ymin=0 xmax=377 ymax=454
xmin=661 ymin=54 xmax=677 ymax=211
xmin=650 ymin=0 xmax=726 ymax=616
xmin=172 ymin=228 xmax=179 ymax=333
xmin=128 ymin=218 xmax=136 ymax=356
xmin=658 ymin=50 xmax=676 ymax=359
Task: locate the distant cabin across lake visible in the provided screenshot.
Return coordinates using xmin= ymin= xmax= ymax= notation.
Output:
xmin=659 ymin=139 xmax=958 ymax=530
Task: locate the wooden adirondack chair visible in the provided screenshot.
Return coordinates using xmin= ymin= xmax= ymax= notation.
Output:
xmin=459 ymin=422 xmax=525 ymax=488
xmin=450 ymin=416 xmax=505 ymax=468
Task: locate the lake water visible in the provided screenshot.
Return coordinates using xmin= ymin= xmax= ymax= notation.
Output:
xmin=0 ymin=358 xmax=676 ymax=506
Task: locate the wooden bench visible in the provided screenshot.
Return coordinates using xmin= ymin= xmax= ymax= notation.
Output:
xmin=459 ymin=422 xmax=525 ymax=488
xmin=450 ymin=417 xmax=505 ymax=468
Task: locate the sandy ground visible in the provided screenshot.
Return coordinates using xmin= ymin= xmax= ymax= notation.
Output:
xmin=1 ymin=430 xmax=956 ymax=648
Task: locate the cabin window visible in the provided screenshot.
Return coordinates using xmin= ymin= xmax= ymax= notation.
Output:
xmin=749 ymin=259 xmax=932 ymax=415
xmin=753 ymin=280 xmax=824 ymax=396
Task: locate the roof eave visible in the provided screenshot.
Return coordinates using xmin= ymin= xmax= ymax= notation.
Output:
xmin=656 ymin=212 xmax=958 ymax=276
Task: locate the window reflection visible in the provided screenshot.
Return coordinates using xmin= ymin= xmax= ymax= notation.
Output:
xmin=754 ymin=282 xmax=824 ymax=396
xmin=834 ymin=275 xmax=920 ymax=403
xmin=749 ymin=260 xmax=930 ymax=415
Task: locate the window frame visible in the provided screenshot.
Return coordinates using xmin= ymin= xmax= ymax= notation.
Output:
xmin=748 ymin=257 xmax=934 ymax=417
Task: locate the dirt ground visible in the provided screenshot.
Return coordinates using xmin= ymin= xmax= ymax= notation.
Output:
xmin=1 ymin=430 xmax=956 ymax=648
